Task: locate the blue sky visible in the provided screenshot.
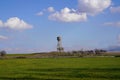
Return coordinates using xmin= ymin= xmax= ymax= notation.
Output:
xmin=0 ymin=0 xmax=120 ymax=53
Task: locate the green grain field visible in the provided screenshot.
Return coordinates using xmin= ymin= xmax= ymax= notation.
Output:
xmin=0 ymin=57 xmax=120 ymax=80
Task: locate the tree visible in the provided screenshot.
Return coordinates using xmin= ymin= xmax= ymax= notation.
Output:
xmin=0 ymin=50 xmax=7 ymax=57
xmin=94 ymin=49 xmax=107 ymax=55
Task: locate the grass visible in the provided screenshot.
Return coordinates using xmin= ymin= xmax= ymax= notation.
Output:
xmin=0 ymin=57 xmax=120 ymax=80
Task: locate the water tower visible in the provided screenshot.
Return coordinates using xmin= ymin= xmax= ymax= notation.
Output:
xmin=57 ymin=36 xmax=64 ymax=52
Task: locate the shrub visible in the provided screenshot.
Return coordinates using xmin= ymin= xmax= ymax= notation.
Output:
xmin=115 ymin=55 xmax=120 ymax=57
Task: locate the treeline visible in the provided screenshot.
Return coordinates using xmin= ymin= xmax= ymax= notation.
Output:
xmin=49 ymin=49 xmax=107 ymax=57
xmin=0 ymin=49 xmax=107 ymax=59
xmin=70 ymin=49 xmax=107 ymax=55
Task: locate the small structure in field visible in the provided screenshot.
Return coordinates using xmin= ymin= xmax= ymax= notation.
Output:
xmin=57 ymin=36 xmax=64 ymax=52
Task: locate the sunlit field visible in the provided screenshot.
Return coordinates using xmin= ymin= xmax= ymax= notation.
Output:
xmin=0 ymin=57 xmax=120 ymax=80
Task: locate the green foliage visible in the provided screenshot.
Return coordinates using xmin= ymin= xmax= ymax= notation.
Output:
xmin=0 ymin=51 xmax=7 ymax=57
xmin=115 ymin=55 xmax=120 ymax=57
xmin=0 ymin=58 xmax=120 ymax=80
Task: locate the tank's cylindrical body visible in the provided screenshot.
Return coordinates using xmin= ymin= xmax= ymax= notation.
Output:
xmin=57 ymin=36 xmax=61 ymax=41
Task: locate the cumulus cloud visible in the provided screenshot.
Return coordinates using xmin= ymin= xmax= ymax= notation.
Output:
xmin=78 ymin=0 xmax=111 ymax=15
xmin=110 ymin=6 xmax=120 ymax=13
xmin=37 ymin=0 xmax=111 ymax=22
xmin=0 ymin=20 xmax=4 ymax=27
xmin=36 ymin=11 xmax=44 ymax=16
xmin=104 ymin=21 xmax=120 ymax=27
xmin=49 ymin=7 xmax=87 ymax=22
xmin=47 ymin=7 xmax=55 ymax=12
xmin=0 ymin=35 xmax=8 ymax=40
xmin=0 ymin=17 xmax=33 ymax=30
xmin=36 ymin=7 xmax=55 ymax=16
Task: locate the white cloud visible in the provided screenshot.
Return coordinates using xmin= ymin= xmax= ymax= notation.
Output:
xmin=2 ymin=17 xmax=33 ymax=30
xmin=78 ymin=0 xmax=111 ymax=15
xmin=49 ymin=7 xmax=87 ymax=22
xmin=0 ymin=35 xmax=8 ymax=40
xmin=36 ymin=11 xmax=44 ymax=16
xmin=104 ymin=21 xmax=120 ymax=27
xmin=110 ymin=6 xmax=120 ymax=13
xmin=36 ymin=7 xmax=55 ymax=16
xmin=47 ymin=7 xmax=55 ymax=12
xmin=0 ymin=20 xmax=4 ymax=27
xmin=37 ymin=0 xmax=111 ymax=22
